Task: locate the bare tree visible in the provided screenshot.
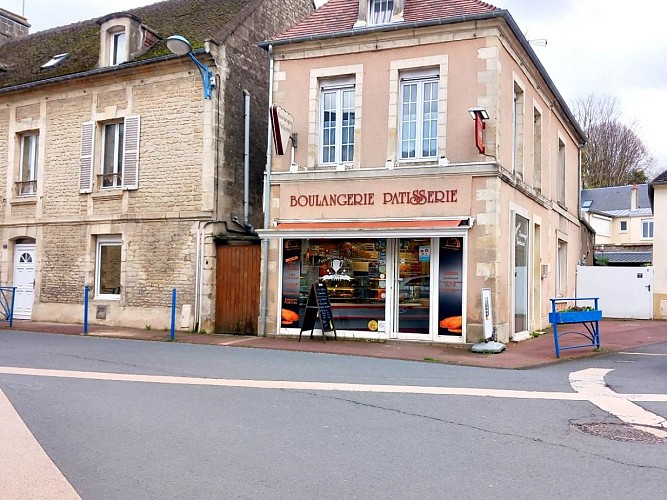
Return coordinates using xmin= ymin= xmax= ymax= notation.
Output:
xmin=573 ymin=94 xmax=655 ymax=188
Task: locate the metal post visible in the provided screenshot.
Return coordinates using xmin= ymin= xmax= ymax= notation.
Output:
xmin=170 ymin=288 xmax=176 ymax=341
xmin=83 ymin=285 xmax=89 ymax=335
xmin=9 ymin=286 xmax=16 ymax=328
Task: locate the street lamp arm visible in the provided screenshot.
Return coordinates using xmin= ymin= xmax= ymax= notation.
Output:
xmin=187 ymin=52 xmax=214 ymax=100
xmin=166 ymin=35 xmax=214 ymax=100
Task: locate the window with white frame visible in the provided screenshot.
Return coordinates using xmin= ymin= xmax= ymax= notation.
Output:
xmin=18 ymin=132 xmax=39 ymax=196
xmin=109 ymin=30 xmax=127 ymax=66
xmin=101 ymin=121 xmax=124 ymax=188
xmin=619 ymin=220 xmax=628 ymax=232
xmin=512 ymin=83 xmax=524 ymax=178
xmin=320 ymin=80 xmax=355 ymax=165
xmin=557 ymin=239 xmax=567 ymax=296
xmin=557 ymin=138 xmax=566 ymax=205
xmin=79 ymin=116 xmax=140 ymax=193
xmin=369 ymin=0 xmax=394 ymax=25
xmin=642 ymin=219 xmax=654 ymax=239
xmin=399 ymin=71 xmax=438 ymax=160
xmin=533 ymin=107 xmax=542 ymax=190
xmin=96 ymin=235 xmax=122 ymax=298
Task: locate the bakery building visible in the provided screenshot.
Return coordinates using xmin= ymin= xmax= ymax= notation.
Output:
xmin=258 ymin=0 xmax=585 ymax=344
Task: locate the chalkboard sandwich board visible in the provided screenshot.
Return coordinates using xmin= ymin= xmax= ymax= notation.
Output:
xmin=299 ymin=282 xmax=337 ymax=342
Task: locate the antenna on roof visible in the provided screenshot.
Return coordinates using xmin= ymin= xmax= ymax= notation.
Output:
xmin=22 ymin=0 xmax=25 ymax=16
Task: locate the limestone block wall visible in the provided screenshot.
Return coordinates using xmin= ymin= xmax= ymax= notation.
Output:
xmin=130 ymin=77 xmax=206 ymax=215
xmin=123 ymin=220 xmax=196 ymax=308
xmin=43 ymin=95 xmax=93 ymax=218
xmin=217 ymin=0 xmax=314 ymax=230
xmin=39 ymin=225 xmax=87 ymax=303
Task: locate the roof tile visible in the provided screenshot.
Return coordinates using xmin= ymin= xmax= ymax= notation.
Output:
xmin=0 ymin=0 xmax=255 ymax=90
xmin=274 ymin=0 xmax=499 ymax=41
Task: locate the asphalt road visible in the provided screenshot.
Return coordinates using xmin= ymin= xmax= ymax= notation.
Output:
xmin=1 ymin=330 xmax=666 ymax=499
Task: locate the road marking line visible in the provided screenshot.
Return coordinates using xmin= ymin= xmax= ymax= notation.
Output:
xmin=569 ymin=368 xmax=667 ymax=438
xmin=2 ymin=366 xmax=666 ymax=406
xmin=618 ymin=352 xmax=667 ymax=357
xmin=0 ymin=365 xmax=589 ymax=400
xmin=0 ymin=389 xmax=81 ymax=499
xmin=218 ymin=337 xmax=259 ymax=346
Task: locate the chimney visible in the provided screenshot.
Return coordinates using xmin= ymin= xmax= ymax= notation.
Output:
xmin=0 ymin=8 xmax=30 ymax=46
xmin=630 ymin=183 xmax=638 ymax=211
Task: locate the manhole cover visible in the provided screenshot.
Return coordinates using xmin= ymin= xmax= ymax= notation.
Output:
xmin=574 ymin=422 xmax=666 ymax=444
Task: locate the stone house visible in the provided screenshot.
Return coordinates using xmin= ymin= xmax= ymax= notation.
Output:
xmin=580 ymin=184 xmax=653 ymax=266
xmin=649 ymin=170 xmax=667 ymax=319
xmin=258 ymin=0 xmax=586 ymax=344
xmin=0 ymin=0 xmax=313 ymax=332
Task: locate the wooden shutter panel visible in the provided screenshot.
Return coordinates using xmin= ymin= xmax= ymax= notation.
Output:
xmin=79 ymin=121 xmax=94 ymax=193
xmin=122 ymin=115 xmax=140 ymax=190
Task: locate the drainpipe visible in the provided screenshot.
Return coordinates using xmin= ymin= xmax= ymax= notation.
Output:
xmin=259 ymin=44 xmax=274 ymax=337
xmin=243 ymin=89 xmax=251 ymax=225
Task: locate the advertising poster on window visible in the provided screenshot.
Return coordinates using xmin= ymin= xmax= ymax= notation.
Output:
xmin=438 ymin=237 xmax=463 ymax=336
xmin=281 ymin=240 xmax=302 ymax=327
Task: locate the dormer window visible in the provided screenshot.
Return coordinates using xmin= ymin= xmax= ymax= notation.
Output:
xmin=110 ymin=30 xmax=127 ymax=66
xmin=369 ymin=0 xmax=394 ymax=25
xmin=355 ymin=0 xmax=403 ymax=29
xmin=41 ymin=53 xmax=68 ymax=70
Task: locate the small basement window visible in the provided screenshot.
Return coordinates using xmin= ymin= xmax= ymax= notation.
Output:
xmin=41 ymin=53 xmax=68 ymax=70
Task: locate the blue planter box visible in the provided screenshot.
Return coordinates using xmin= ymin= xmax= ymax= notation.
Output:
xmin=549 ymin=309 xmax=602 ymax=324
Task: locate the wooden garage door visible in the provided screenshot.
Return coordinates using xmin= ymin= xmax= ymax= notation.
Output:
xmin=215 ymin=244 xmax=261 ymax=334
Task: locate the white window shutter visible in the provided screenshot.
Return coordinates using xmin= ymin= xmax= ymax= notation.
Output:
xmin=122 ymin=115 xmax=140 ymax=190
xmin=79 ymin=121 xmax=94 ymax=193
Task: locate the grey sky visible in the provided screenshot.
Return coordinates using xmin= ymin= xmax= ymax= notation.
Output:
xmin=3 ymin=0 xmax=665 ymax=174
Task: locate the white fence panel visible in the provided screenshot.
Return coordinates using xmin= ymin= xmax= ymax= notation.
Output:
xmin=576 ymin=266 xmax=653 ymax=319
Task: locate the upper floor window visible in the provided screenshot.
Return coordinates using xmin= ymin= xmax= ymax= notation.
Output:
xmin=642 ymin=219 xmax=654 ymax=239
xmin=79 ymin=116 xmax=140 ymax=193
xmin=512 ymin=82 xmax=524 ymax=178
xmin=320 ymin=81 xmax=355 ymax=165
xmin=400 ymin=72 xmax=438 ymax=160
xmin=102 ymin=121 xmax=125 ymax=188
xmin=619 ymin=220 xmax=628 ymax=232
xmin=533 ymin=107 xmax=542 ymax=191
xmin=109 ymin=30 xmax=127 ymax=66
xmin=557 ymin=138 xmax=566 ymax=206
xmin=369 ymin=0 xmax=394 ymax=25
xmin=18 ymin=133 xmax=39 ymax=196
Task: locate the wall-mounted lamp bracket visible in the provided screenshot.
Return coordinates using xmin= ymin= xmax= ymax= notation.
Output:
xmin=166 ymin=35 xmax=214 ymax=100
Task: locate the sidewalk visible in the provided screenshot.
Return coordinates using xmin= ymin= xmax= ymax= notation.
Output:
xmin=2 ymin=319 xmax=666 ymax=369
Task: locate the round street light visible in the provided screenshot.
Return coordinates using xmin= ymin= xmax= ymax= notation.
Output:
xmin=166 ymin=35 xmax=214 ymax=99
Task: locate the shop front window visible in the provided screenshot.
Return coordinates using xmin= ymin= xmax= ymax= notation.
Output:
xmin=281 ymin=239 xmax=387 ymax=332
xmin=437 ymin=237 xmax=463 ymax=336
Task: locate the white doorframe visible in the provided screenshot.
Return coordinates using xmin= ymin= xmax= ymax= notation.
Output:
xmin=13 ymin=244 xmax=36 ymax=320
xmin=512 ymin=212 xmax=531 ymax=341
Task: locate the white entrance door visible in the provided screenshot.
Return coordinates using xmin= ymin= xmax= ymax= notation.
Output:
xmin=13 ymin=244 xmax=36 ymax=320
xmin=393 ymin=238 xmax=433 ymax=341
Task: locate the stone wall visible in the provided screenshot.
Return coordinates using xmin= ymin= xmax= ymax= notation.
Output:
xmin=40 ymin=225 xmax=87 ymax=303
xmin=219 ymin=0 xmax=314 ymax=231
xmin=0 ymin=9 xmax=29 ymax=46
xmin=43 ymin=95 xmax=92 ymax=218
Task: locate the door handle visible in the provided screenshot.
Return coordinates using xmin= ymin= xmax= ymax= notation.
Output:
xmin=646 ymin=284 xmax=651 ymax=292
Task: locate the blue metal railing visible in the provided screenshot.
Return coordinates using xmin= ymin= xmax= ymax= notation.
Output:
xmin=0 ymin=287 xmax=17 ymax=327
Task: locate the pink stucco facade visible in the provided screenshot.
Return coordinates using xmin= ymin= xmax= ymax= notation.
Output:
xmin=260 ymin=10 xmax=584 ymax=343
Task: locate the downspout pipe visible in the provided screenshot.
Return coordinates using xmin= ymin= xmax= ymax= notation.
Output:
xmin=243 ymin=89 xmax=251 ymax=226
xmin=259 ymin=44 xmax=274 ymax=337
